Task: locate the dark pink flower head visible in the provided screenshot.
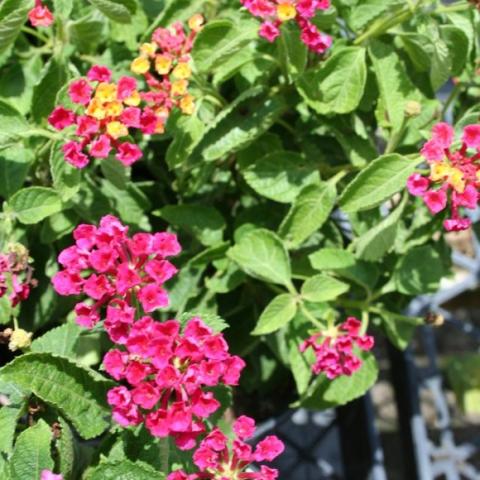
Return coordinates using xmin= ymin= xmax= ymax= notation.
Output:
xmin=300 ymin=317 xmax=374 ymax=379
xmin=100 ymin=316 xmax=245 ymax=450
xmin=116 ymin=142 xmax=143 ymax=166
xmin=462 ymin=124 xmax=480 ymax=149
xmin=407 ymin=173 xmax=429 ymax=197
xmin=29 ymin=2 xmax=54 ymax=27
xmin=242 ymin=0 xmax=332 ymax=54
xmin=0 ymin=244 xmax=36 ymax=308
xmin=432 ymin=122 xmax=454 ymax=149
xmin=52 ymin=216 xmax=181 ymax=331
xmin=87 ymin=65 xmax=112 ymax=83
xmin=68 ymin=79 xmax=93 ymax=105
xmin=423 ymin=189 xmax=447 ymax=214
xmin=48 ymin=107 xmax=76 ymax=130
xmin=62 ymin=141 xmax=89 ymax=169
xmin=169 ymin=417 xmax=283 ymax=479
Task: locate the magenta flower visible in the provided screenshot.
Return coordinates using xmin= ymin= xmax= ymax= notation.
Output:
xmin=104 ymin=317 xmax=245 ymax=449
xmin=406 ymin=122 xmax=480 ymax=231
xmin=241 ymin=0 xmax=332 ymax=54
xmin=168 ymin=415 xmax=284 ymax=479
xmin=29 ymin=1 xmax=54 ymax=27
xmin=300 ymin=317 xmax=374 ymax=379
xmin=52 ymin=215 xmax=181 ymax=334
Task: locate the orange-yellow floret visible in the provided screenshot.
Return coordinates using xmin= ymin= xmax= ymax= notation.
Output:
xmin=155 ymin=55 xmax=173 ymax=75
xmin=173 ymin=62 xmax=192 ymax=80
xmin=131 ymin=57 xmax=151 ymax=74
xmin=106 ymin=121 xmax=129 ymax=139
xmin=277 ymin=2 xmax=297 ymax=21
xmin=179 ymin=94 xmax=195 ymax=115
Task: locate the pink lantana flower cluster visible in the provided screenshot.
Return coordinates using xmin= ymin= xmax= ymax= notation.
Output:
xmin=105 ymin=317 xmax=246 ymax=449
xmin=407 ymin=122 xmax=480 ymax=231
xmin=48 ymin=66 xmax=148 ymax=169
xmin=0 ymin=243 xmax=37 ymax=308
xmin=240 ymin=0 xmax=332 ymax=53
xmin=130 ymin=14 xmax=204 ymax=119
xmin=28 ymin=0 xmax=54 ymax=28
xmin=168 ymin=415 xmax=284 ymax=479
xmin=300 ymin=317 xmax=374 ymax=379
xmin=52 ymin=215 xmax=180 ymax=334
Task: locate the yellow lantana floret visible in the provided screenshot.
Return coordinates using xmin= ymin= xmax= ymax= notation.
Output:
xmin=155 ymin=55 xmax=173 ymax=75
xmin=95 ymin=82 xmax=118 ymax=103
xmin=131 ymin=57 xmax=150 ymax=75
xmin=277 ymin=2 xmax=297 ymax=21
xmin=140 ymin=42 xmax=157 ymax=57
xmin=179 ymin=94 xmax=195 ymax=115
xmin=107 ymin=121 xmax=129 ymax=139
xmin=171 ymin=79 xmax=188 ymax=97
xmin=173 ymin=62 xmax=192 ymax=80
xmin=430 ymin=162 xmax=451 ymax=181
xmin=86 ymin=98 xmax=107 ymax=120
xmin=104 ymin=101 xmax=124 ymax=117
xmin=188 ymin=14 xmax=204 ymax=32
xmin=124 ymin=91 xmax=141 ymax=107
xmin=448 ymin=167 xmax=465 ymax=193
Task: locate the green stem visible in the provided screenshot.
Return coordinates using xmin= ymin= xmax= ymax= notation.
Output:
xmin=299 ymin=303 xmax=324 ymax=330
xmin=360 ymin=310 xmax=369 ymax=336
xmin=21 ymin=26 xmax=50 ymax=43
xmin=22 ymin=128 xmax=63 ymax=141
xmin=436 ymin=1 xmax=470 ymax=13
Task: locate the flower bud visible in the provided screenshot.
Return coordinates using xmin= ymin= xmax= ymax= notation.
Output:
xmin=405 ymin=101 xmax=421 ymax=118
xmin=8 ymin=329 xmax=33 ymax=352
xmin=424 ymin=312 xmax=444 ymax=327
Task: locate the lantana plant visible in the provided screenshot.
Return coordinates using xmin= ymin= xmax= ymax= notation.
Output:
xmin=0 ymin=0 xmax=479 ymax=478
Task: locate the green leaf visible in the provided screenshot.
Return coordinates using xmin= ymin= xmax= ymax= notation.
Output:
xmin=301 ymin=275 xmax=349 ymax=303
xmin=0 ymin=353 xmax=113 ymax=439
xmin=347 ymin=0 xmax=402 ymax=31
xmin=240 ymin=151 xmax=320 ymax=204
xmin=0 ymin=404 xmax=24 ymax=456
xmin=0 ymin=146 xmax=32 ymax=199
xmin=399 ymin=33 xmax=431 ymax=72
xmin=166 ymin=114 xmax=205 ymax=168
xmin=53 ymin=0 xmax=73 ymax=18
xmin=0 ymin=0 xmax=33 ymax=55
xmin=441 ymin=25 xmax=469 ymax=76
xmin=279 ymin=182 xmax=337 ymax=248
xmin=0 ymin=295 xmax=12 ymax=324
xmin=354 ymin=195 xmax=407 ymax=261
xmin=296 ymin=47 xmax=367 ymax=115
xmin=148 ymin=0 xmax=205 ymax=29
xmin=393 ymin=245 xmax=446 ymax=295
xmin=0 ymin=100 xmax=28 ymax=146
xmin=286 ymin=316 xmax=313 ymax=395
xmin=228 ymin=229 xmax=292 ymax=287
xmin=252 ymin=294 xmax=298 ymax=335
xmin=191 ymin=89 xmax=287 ymax=162
xmin=50 ymin=142 xmax=81 ymax=201
xmin=9 ymin=419 xmax=54 ymax=480
xmin=378 ymin=309 xmax=420 ymax=350
xmin=155 ymin=204 xmax=225 ymax=247
xmin=369 ymin=40 xmax=419 ymax=132
xmin=339 ymin=154 xmax=420 ymax=212
xmin=31 ymin=58 xmax=69 ymax=124
xmin=100 ymin=157 xmax=130 ymax=190
xmin=278 ymin=22 xmax=307 ymax=78
xmin=429 ymin=33 xmax=451 ymax=91
xmin=86 ymin=460 xmax=166 ymax=480
xmin=192 ymin=18 xmax=258 ymax=73
xmin=8 ymin=187 xmax=63 ymax=224
xmin=301 ymin=352 xmax=378 ymax=409
xmin=57 ymin=418 xmax=75 ymax=479
xmin=88 ymin=0 xmax=135 ymax=23
xmin=446 ymin=354 xmax=480 ymax=415
xmin=309 ymin=248 xmax=356 ymax=270
xmin=69 ymin=12 xmax=107 ymax=51
xmin=31 ymin=323 xmax=83 ymax=357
